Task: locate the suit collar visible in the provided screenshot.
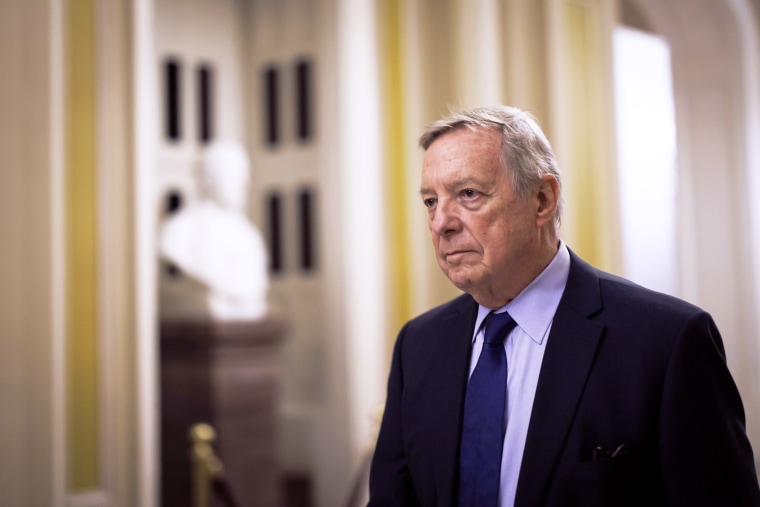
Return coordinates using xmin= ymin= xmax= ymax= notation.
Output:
xmin=554 ymin=249 xmax=603 ymax=318
xmin=514 ymin=249 xmax=605 ymax=506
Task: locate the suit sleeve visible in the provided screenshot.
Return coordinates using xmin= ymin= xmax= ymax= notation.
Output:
xmin=367 ymin=324 xmax=420 ymax=506
xmin=659 ymin=310 xmax=760 ymax=505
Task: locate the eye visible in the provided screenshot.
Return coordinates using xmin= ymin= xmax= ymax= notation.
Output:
xmin=461 ymin=189 xmax=478 ymax=199
xmin=423 ymin=197 xmax=437 ymax=209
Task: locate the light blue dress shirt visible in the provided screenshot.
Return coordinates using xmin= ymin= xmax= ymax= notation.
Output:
xmin=468 ymin=242 xmax=570 ymax=507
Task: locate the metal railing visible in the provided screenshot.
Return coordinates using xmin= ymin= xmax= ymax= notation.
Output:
xmin=189 ymin=423 xmax=240 ymax=507
xmin=188 ymin=405 xmax=383 ymax=507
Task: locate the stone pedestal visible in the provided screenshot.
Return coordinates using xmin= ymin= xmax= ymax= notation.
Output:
xmin=160 ymin=317 xmax=287 ymax=507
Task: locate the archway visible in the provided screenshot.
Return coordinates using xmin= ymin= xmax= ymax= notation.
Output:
xmin=623 ymin=0 xmax=760 ymax=450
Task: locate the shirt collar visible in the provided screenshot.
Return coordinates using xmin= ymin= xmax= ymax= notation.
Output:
xmin=474 ymin=241 xmax=570 ymax=345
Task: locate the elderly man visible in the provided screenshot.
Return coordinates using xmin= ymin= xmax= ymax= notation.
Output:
xmin=368 ymin=106 xmax=760 ymax=506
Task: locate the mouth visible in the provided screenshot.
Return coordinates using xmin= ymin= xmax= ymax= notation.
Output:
xmin=444 ymin=250 xmax=474 ymax=262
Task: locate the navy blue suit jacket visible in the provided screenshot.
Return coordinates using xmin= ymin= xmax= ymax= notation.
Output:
xmin=368 ymin=251 xmax=760 ymax=506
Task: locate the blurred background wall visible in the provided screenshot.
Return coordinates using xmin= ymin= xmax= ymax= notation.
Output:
xmin=3 ymin=0 xmax=760 ymax=506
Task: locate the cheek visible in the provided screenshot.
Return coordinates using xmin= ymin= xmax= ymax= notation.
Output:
xmin=473 ymin=216 xmax=505 ymax=245
xmin=428 ymin=229 xmax=443 ymax=255
xmin=479 ymin=221 xmax=518 ymax=258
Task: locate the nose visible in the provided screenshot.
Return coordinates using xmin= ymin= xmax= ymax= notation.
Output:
xmin=430 ymin=198 xmax=462 ymax=236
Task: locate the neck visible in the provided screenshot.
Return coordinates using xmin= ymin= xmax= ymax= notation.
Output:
xmin=473 ymin=235 xmax=560 ymax=309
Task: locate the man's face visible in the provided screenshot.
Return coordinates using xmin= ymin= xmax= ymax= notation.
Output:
xmin=420 ymin=127 xmax=544 ymax=307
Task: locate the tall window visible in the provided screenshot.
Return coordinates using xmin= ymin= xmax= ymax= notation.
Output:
xmin=262 ymin=65 xmax=280 ymax=147
xmin=164 ymin=58 xmax=182 ymax=141
xmin=613 ymin=25 xmax=678 ymax=295
xmin=197 ymin=63 xmax=214 ymax=143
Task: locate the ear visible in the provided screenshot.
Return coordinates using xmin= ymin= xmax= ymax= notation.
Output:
xmin=535 ymin=175 xmax=559 ymax=228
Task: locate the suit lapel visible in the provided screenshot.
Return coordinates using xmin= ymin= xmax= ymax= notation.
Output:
xmin=428 ymin=296 xmax=479 ymax=506
xmin=514 ymin=251 xmax=605 ymax=506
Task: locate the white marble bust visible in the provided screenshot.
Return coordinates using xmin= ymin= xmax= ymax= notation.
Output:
xmin=159 ymin=140 xmax=269 ymax=321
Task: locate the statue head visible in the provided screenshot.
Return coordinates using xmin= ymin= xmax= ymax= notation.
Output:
xmin=200 ymin=139 xmax=250 ymax=212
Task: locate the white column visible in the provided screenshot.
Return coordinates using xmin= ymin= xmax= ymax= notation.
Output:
xmin=0 ymin=1 xmax=66 ymax=506
xmin=133 ymin=0 xmax=159 ymax=506
xmin=336 ymin=0 xmax=387 ymax=455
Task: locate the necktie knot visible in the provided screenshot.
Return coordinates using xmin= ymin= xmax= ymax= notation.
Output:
xmin=484 ymin=311 xmax=517 ymax=346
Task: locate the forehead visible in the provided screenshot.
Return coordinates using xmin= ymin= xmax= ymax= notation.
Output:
xmin=422 ymin=127 xmax=503 ymax=180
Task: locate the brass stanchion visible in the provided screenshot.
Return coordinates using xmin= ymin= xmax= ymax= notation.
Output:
xmin=189 ymin=423 xmax=224 ymax=507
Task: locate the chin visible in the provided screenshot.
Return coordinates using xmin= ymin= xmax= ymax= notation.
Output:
xmin=446 ymin=272 xmax=477 ymax=293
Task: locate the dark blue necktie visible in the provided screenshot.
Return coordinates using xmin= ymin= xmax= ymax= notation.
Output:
xmin=458 ymin=311 xmax=517 ymax=507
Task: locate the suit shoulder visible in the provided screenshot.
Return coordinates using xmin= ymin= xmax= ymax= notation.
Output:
xmin=566 ymin=250 xmax=707 ymax=324
xmin=395 ymin=293 xmax=477 ymax=351
xmin=596 ymin=269 xmax=704 ymax=319
xmin=405 ymin=293 xmax=476 ymax=328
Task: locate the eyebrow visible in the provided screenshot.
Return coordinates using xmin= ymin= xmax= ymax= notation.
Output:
xmin=420 ymin=177 xmax=484 ymax=196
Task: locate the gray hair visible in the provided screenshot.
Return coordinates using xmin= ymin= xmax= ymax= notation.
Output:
xmin=419 ymin=105 xmax=562 ymax=223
